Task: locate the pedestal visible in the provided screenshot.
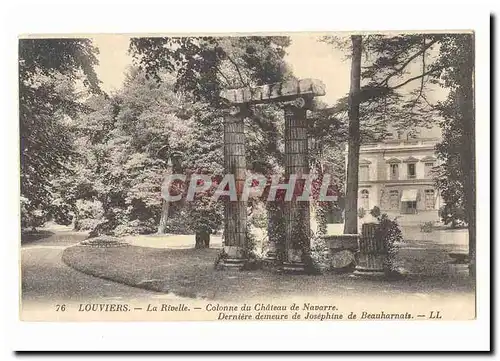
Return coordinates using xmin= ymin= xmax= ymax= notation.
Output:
xmin=354 ymin=223 xmax=387 ymax=277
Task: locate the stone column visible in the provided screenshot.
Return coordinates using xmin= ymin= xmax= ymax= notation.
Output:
xmin=221 ymin=106 xmax=247 ymax=268
xmin=283 ymin=98 xmax=311 ymax=272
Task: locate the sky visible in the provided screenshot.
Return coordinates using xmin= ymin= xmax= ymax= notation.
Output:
xmin=92 ymin=34 xmax=351 ymax=106
xmin=92 ymin=34 xmax=448 ymax=111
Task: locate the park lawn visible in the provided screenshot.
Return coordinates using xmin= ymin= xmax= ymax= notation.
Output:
xmin=62 ymin=240 xmax=474 ymax=302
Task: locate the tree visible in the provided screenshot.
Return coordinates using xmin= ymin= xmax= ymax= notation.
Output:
xmin=321 ymin=34 xmax=443 ymax=234
xmin=367 ymin=33 xmax=476 ymax=272
xmin=343 ymin=35 xmax=362 ymax=234
xmin=19 ymin=38 xmax=100 ymax=228
xmin=307 ymin=107 xmax=347 ymax=231
xmin=433 ymin=34 xmax=475 ymax=274
xmin=129 ymin=36 xmax=292 ymax=248
xmin=65 ymin=68 xmax=194 ymax=237
xmin=323 ymin=33 xmax=476 ymax=274
xmin=435 ymin=90 xmax=467 ymax=228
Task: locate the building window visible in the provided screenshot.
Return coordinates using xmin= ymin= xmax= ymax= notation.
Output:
xmin=390 ymin=164 xmax=399 ymax=180
xmin=407 ymin=163 xmax=416 ymax=179
xmin=403 ymin=201 xmax=417 ymax=214
xmin=359 ymin=165 xmax=369 ymax=181
xmin=389 ymin=190 xmax=399 ymax=210
xmin=360 ymin=189 xmax=369 ymax=210
xmin=425 ymin=189 xmax=435 ymax=210
xmin=424 ymin=162 xmax=435 ymax=178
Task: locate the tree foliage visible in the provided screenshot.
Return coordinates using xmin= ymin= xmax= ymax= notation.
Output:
xmin=19 ymin=38 xmax=100 ymax=229
xmin=129 ymin=36 xmax=291 ymax=105
xmin=69 ymin=69 xmax=196 ymax=236
xmin=433 ymin=34 xmax=475 ymax=235
xmin=128 ymin=36 xmax=294 ymax=247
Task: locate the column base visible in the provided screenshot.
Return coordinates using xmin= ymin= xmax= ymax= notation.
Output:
xmin=265 ymin=250 xmax=277 ymax=259
xmin=262 ymin=252 xmax=279 ymax=270
xmin=217 ymin=246 xmax=247 ymax=270
xmin=264 ymin=250 xmax=277 ymax=262
xmin=353 ymin=254 xmax=386 ymax=277
xmin=219 ymin=258 xmax=247 ymax=270
xmin=281 ymin=249 xmax=308 ymax=273
xmin=282 ymin=262 xmax=308 ymax=274
xmin=353 ymin=267 xmax=386 ymax=277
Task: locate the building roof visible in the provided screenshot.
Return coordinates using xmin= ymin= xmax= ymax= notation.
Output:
xmin=403 ymin=156 xmax=420 ymax=163
xmin=420 ymin=155 xmax=437 ymax=162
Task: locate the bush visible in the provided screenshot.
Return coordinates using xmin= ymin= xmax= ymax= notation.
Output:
xmin=371 ymin=212 xmax=404 ymax=274
xmin=420 ymin=221 xmax=434 ymax=233
xmin=249 ymin=205 xmax=267 ymax=229
xmin=76 ymin=218 xmax=103 ymax=231
xmin=113 ymin=219 xmax=157 ymax=237
xmin=370 ymin=206 xmax=381 ymax=218
xmin=21 ymin=197 xmax=47 ymax=230
xmin=48 ymin=198 xmax=73 ymax=226
xmin=75 ymin=199 xmax=104 ymax=231
xmin=80 ymin=236 xmax=130 ymax=248
xmin=358 ymin=207 xmax=366 ymax=219
xmin=309 ymin=231 xmax=331 ymax=273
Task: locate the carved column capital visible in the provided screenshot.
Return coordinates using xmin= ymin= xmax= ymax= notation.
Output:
xmin=221 ymin=104 xmax=249 ymax=117
xmin=281 ymin=96 xmax=313 ymax=113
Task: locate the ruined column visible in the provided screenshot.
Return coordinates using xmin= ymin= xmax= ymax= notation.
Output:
xmin=221 ymin=105 xmax=247 ymax=268
xmin=219 ymin=79 xmax=326 ymax=271
xmin=283 ymin=98 xmax=311 ymax=272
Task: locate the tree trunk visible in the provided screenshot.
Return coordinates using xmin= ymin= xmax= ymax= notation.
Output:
xmin=314 ymin=158 xmax=328 ymax=236
xmin=157 ymin=199 xmax=169 ymax=234
xmin=457 ymin=34 xmax=475 ymax=277
xmin=73 ymin=206 xmax=81 ymax=231
xmin=344 ymin=35 xmax=362 ymax=235
xmin=195 ymin=230 xmax=210 ymax=248
xmin=157 ymin=152 xmax=183 ymax=234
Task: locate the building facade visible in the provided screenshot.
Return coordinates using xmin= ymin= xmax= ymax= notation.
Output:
xmin=355 ymin=127 xmax=444 ymax=225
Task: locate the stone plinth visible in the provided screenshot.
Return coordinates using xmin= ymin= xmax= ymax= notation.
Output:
xmin=322 ymin=234 xmax=359 ymax=271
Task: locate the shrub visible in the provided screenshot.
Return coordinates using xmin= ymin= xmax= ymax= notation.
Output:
xmin=358 ymin=207 xmax=366 ymax=219
xmin=244 ymin=224 xmax=258 ymax=260
xmin=21 ymin=197 xmax=47 ymax=230
xmin=77 ymin=218 xmax=103 ymax=232
xmin=372 ymin=212 xmax=404 ymax=274
xmin=370 ymin=206 xmax=381 ymax=218
xmin=113 ymin=219 xmax=157 ymax=237
xmin=309 ymin=231 xmax=331 ymax=273
xmin=420 ymin=221 xmax=434 ymax=233
xmin=249 ymin=204 xmax=268 ymax=229
xmin=80 ymin=236 xmax=129 ymax=248
xmin=74 ymin=199 xmax=104 ymax=231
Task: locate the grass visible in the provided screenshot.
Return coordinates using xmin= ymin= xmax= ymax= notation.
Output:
xmin=62 ymin=239 xmax=475 ymax=302
xmin=21 ymin=230 xmax=55 ymax=244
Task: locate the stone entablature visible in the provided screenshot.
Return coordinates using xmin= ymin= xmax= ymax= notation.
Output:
xmin=220 ymin=79 xmax=326 ymax=105
xmin=218 ymin=79 xmax=326 ymax=272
